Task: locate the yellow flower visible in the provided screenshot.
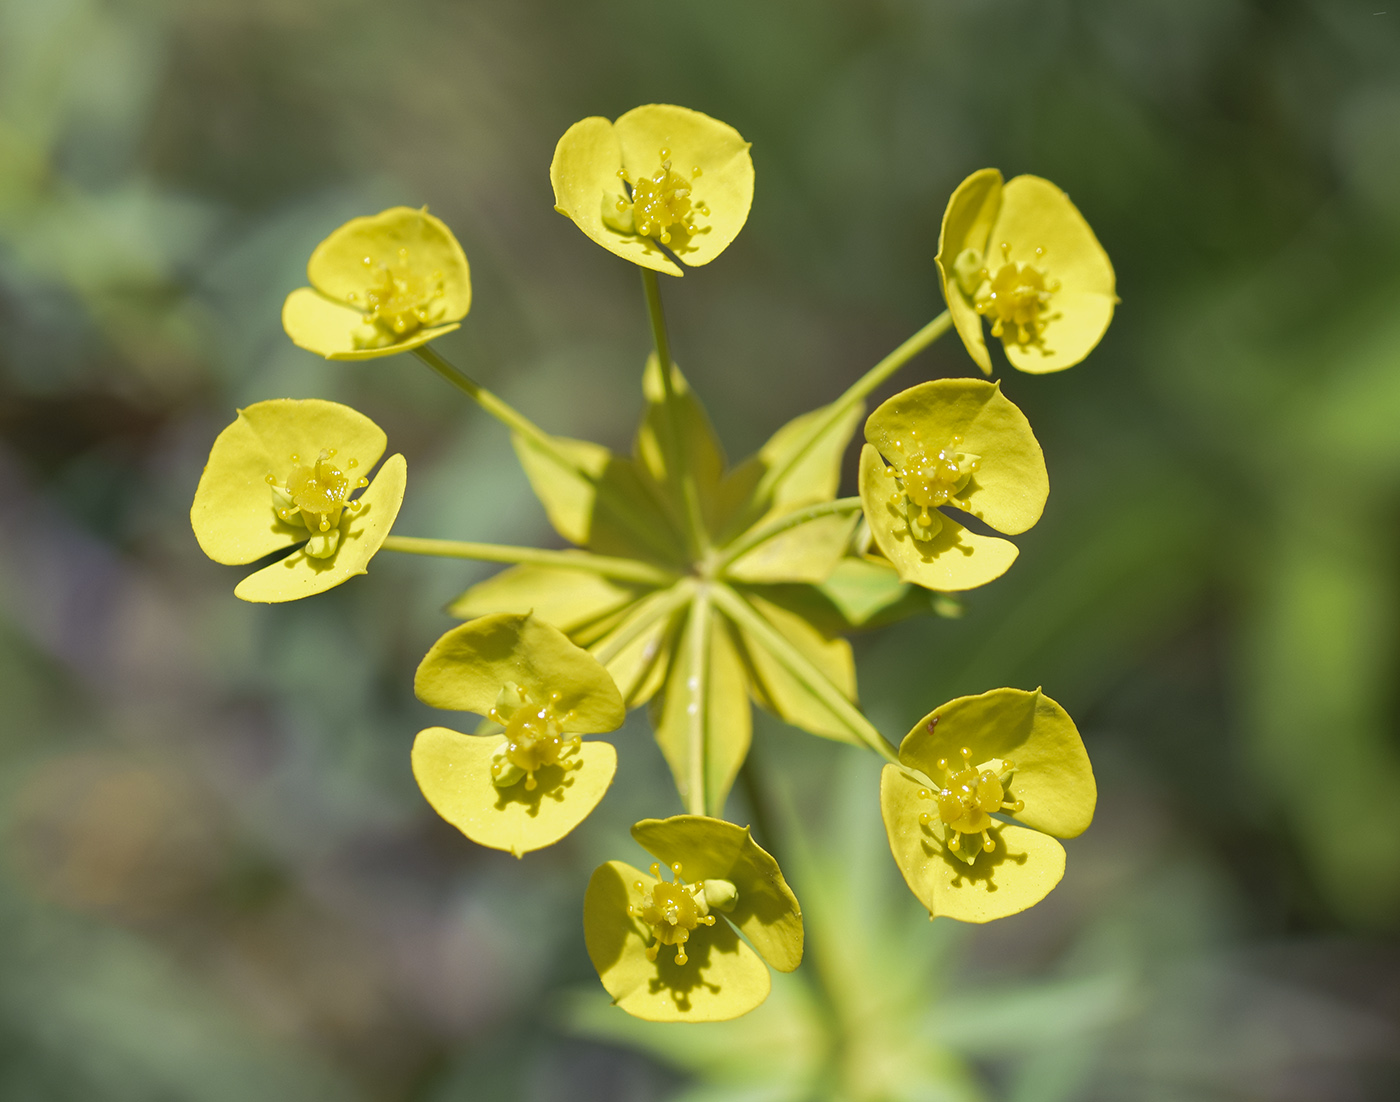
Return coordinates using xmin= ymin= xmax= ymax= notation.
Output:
xmin=857 ymin=378 xmax=1048 ymax=592
xmin=551 ymin=104 xmax=754 ymax=276
xmin=282 ymin=206 xmax=471 ymax=359
xmin=880 ymin=688 xmax=1096 ymax=922
xmin=584 ymin=815 xmax=802 ymax=1021
xmin=935 ymin=169 xmax=1116 ymax=375
xmin=190 ymin=399 xmax=406 ymax=603
xmin=412 ymin=612 xmax=624 ymax=857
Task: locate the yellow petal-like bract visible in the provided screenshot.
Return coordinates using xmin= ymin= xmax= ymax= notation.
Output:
xmin=551 ymin=105 xmax=754 ymax=276
xmin=880 ymin=688 xmax=1096 ymax=922
xmin=412 ymin=613 xmax=625 ymax=854
xmin=282 ymin=206 xmax=471 ymax=359
xmin=190 ymin=399 xmax=406 ymax=602
xmin=936 ymin=169 xmax=1115 ymax=374
xmin=859 ymin=379 xmax=1047 ymax=592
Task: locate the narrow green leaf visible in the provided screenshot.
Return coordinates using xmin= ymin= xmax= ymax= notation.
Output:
xmin=447 ymin=563 xmax=648 ymax=633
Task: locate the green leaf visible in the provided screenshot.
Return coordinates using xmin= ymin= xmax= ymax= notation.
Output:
xmin=723 ymin=511 xmax=858 ymax=584
xmin=447 ymin=564 xmax=647 ymax=634
xmin=588 ymin=588 xmax=687 ymax=708
xmin=649 ymin=598 xmax=751 ymax=815
xmin=634 ymin=353 xmax=727 ymax=528
xmin=814 ymin=556 xmax=928 ymax=628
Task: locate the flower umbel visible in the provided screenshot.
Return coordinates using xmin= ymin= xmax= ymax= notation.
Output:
xmin=411 ymin=612 xmax=624 ymax=856
xmin=936 ymin=168 xmax=1116 ymax=375
xmin=585 ymin=815 xmax=802 ymax=1021
xmin=282 ymin=206 xmax=471 ymax=359
xmin=859 ymin=379 xmax=1048 ymax=592
xmin=881 ymin=688 xmax=1096 ymax=922
xmin=190 ymin=399 xmax=406 ymax=602
xmin=551 ymin=104 xmax=753 ymax=276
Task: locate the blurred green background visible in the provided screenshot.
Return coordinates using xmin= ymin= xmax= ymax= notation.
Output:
xmin=2 ymin=0 xmax=1399 ymax=1098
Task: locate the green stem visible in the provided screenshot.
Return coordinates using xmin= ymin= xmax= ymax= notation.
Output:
xmin=753 ymin=311 xmax=952 ymax=506
xmin=641 ymin=269 xmax=709 ymax=558
xmin=379 ymin=536 xmax=678 ymax=587
xmin=711 ymin=583 xmax=899 ymax=764
xmin=685 ymin=584 xmax=713 ymax=815
xmin=716 ymin=497 xmax=863 ymax=574
xmin=591 ymin=580 xmax=694 ymax=666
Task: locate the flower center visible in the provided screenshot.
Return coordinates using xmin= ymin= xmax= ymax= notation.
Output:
xmin=628 ymin=862 xmax=718 ymax=966
xmin=615 ymin=149 xmax=708 ymax=246
xmin=881 ymin=432 xmax=979 ymax=538
xmin=972 ymin=243 xmax=1060 ymax=347
xmin=266 ymin=449 xmax=369 ymax=559
xmin=345 ymin=247 xmax=446 ymax=346
xmin=916 ymin=745 xmax=1023 ymax=858
xmin=487 ymin=682 xmax=582 ymax=791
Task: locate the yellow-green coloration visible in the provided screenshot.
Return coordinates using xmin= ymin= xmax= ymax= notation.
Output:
xmin=585 ymin=816 xmax=802 ymax=1021
xmin=629 ymin=861 xmax=718 ymax=966
xmin=936 ymin=168 xmax=1116 ymax=375
xmin=881 ymin=688 xmax=1096 ymax=922
xmin=859 ymin=379 xmax=1047 ymax=592
xmin=411 ymin=613 xmax=624 ymax=856
xmin=551 ymin=105 xmax=753 ymax=276
xmin=282 ymin=206 xmax=471 ymax=359
xmin=190 ymin=399 xmax=406 ymax=603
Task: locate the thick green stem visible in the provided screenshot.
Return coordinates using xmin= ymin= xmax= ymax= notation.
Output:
xmin=379 ymin=536 xmax=678 ymax=587
xmin=711 ymin=583 xmax=899 ymax=764
xmin=641 ymin=269 xmax=709 ymax=558
xmin=754 ymin=311 xmax=952 ymax=506
xmin=716 ymin=497 xmax=863 ymax=574
xmin=685 ymin=584 xmax=713 ymax=815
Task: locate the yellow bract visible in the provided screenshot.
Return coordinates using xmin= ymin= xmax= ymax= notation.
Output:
xmin=282 ymin=206 xmax=471 ymax=359
xmin=858 ymin=379 xmax=1048 ymax=592
xmin=936 ymin=169 xmax=1116 ymax=375
xmin=584 ymin=816 xmax=802 ymax=1021
xmin=190 ymin=399 xmax=406 ymax=603
xmin=551 ymin=104 xmax=754 ymax=276
xmin=411 ymin=612 xmax=625 ymax=856
xmin=880 ymin=688 xmax=1096 ymax=922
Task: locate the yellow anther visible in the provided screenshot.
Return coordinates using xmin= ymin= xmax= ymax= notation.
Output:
xmin=612 ymin=148 xmax=707 ymax=246
xmin=266 ymin=447 xmax=366 ymax=556
xmin=917 ymin=750 xmax=1022 ymax=861
xmin=487 ymin=682 xmax=582 ymax=791
xmin=882 ymin=430 xmax=979 ymax=541
xmin=629 ymin=860 xmax=718 ymax=967
xmin=974 ymin=242 xmax=1061 ymax=348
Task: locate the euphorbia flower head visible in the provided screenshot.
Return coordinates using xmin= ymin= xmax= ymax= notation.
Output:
xmin=282 ymin=206 xmax=471 ymax=359
xmin=881 ymin=688 xmax=1096 ymax=922
xmin=412 ymin=612 xmax=625 ymax=856
xmin=936 ymin=169 xmax=1116 ymax=375
xmin=551 ymin=104 xmax=754 ymax=276
xmin=190 ymin=399 xmax=406 ymax=602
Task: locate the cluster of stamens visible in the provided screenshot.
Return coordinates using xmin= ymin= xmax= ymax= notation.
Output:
xmin=882 ymin=431 xmax=979 ymax=537
xmin=628 ymin=862 xmax=716 ymax=966
xmin=488 ymin=684 xmax=582 ymax=791
xmin=266 ymin=448 xmax=368 ymax=557
xmin=917 ymin=739 xmax=1024 ymax=858
xmin=345 ymin=246 xmax=446 ymax=344
xmin=615 ymin=149 xmax=708 ymax=245
xmin=972 ymin=243 xmax=1061 ymax=347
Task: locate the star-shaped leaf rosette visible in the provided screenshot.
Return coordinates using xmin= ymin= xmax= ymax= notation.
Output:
xmin=190 ymin=399 xmax=406 ymax=602
xmin=282 ymin=206 xmax=471 ymax=359
xmin=881 ymin=689 xmax=1096 ymax=922
xmin=858 ymin=378 xmax=1049 ymax=592
xmin=585 ymin=816 xmax=802 ymax=1022
xmin=936 ymin=169 xmax=1116 ymax=375
xmin=412 ymin=612 xmax=625 ymax=857
xmin=551 ymin=104 xmax=754 ymax=276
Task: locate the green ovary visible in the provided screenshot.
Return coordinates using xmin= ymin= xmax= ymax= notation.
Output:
xmin=345 ymin=247 xmax=447 ymax=347
xmin=629 ymin=862 xmax=719 ymax=966
xmin=488 ymin=683 xmax=582 ymax=791
xmin=917 ymin=746 xmax=1023 ymax=859
xmin=614 ymin=149 xmax=709 ymax=246
xmin=883 ymin=432 xmax=979 ymax=539
xmin=267 ymin=448 xmax=369 ymax=559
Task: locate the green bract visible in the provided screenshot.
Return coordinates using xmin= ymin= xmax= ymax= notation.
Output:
xmin=411 ymin=612 xmax=625 ymax=856
xmin=551 ymin=105 xmax=754 ymax=276
xmin=858 ymin=378 xmax=1048 ymax=592
xmin=282 ymin=206 xmax=471 ymax=359
xmin=936 ymin=169 xmax=1116 ymax=375
xmin=881 ymin=688 xmax=1096 ymax=922
xmin=584 ymin=816 xmax=801 ymax=1021
xmin=190 ymin=399 xmax=406 ymax=603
